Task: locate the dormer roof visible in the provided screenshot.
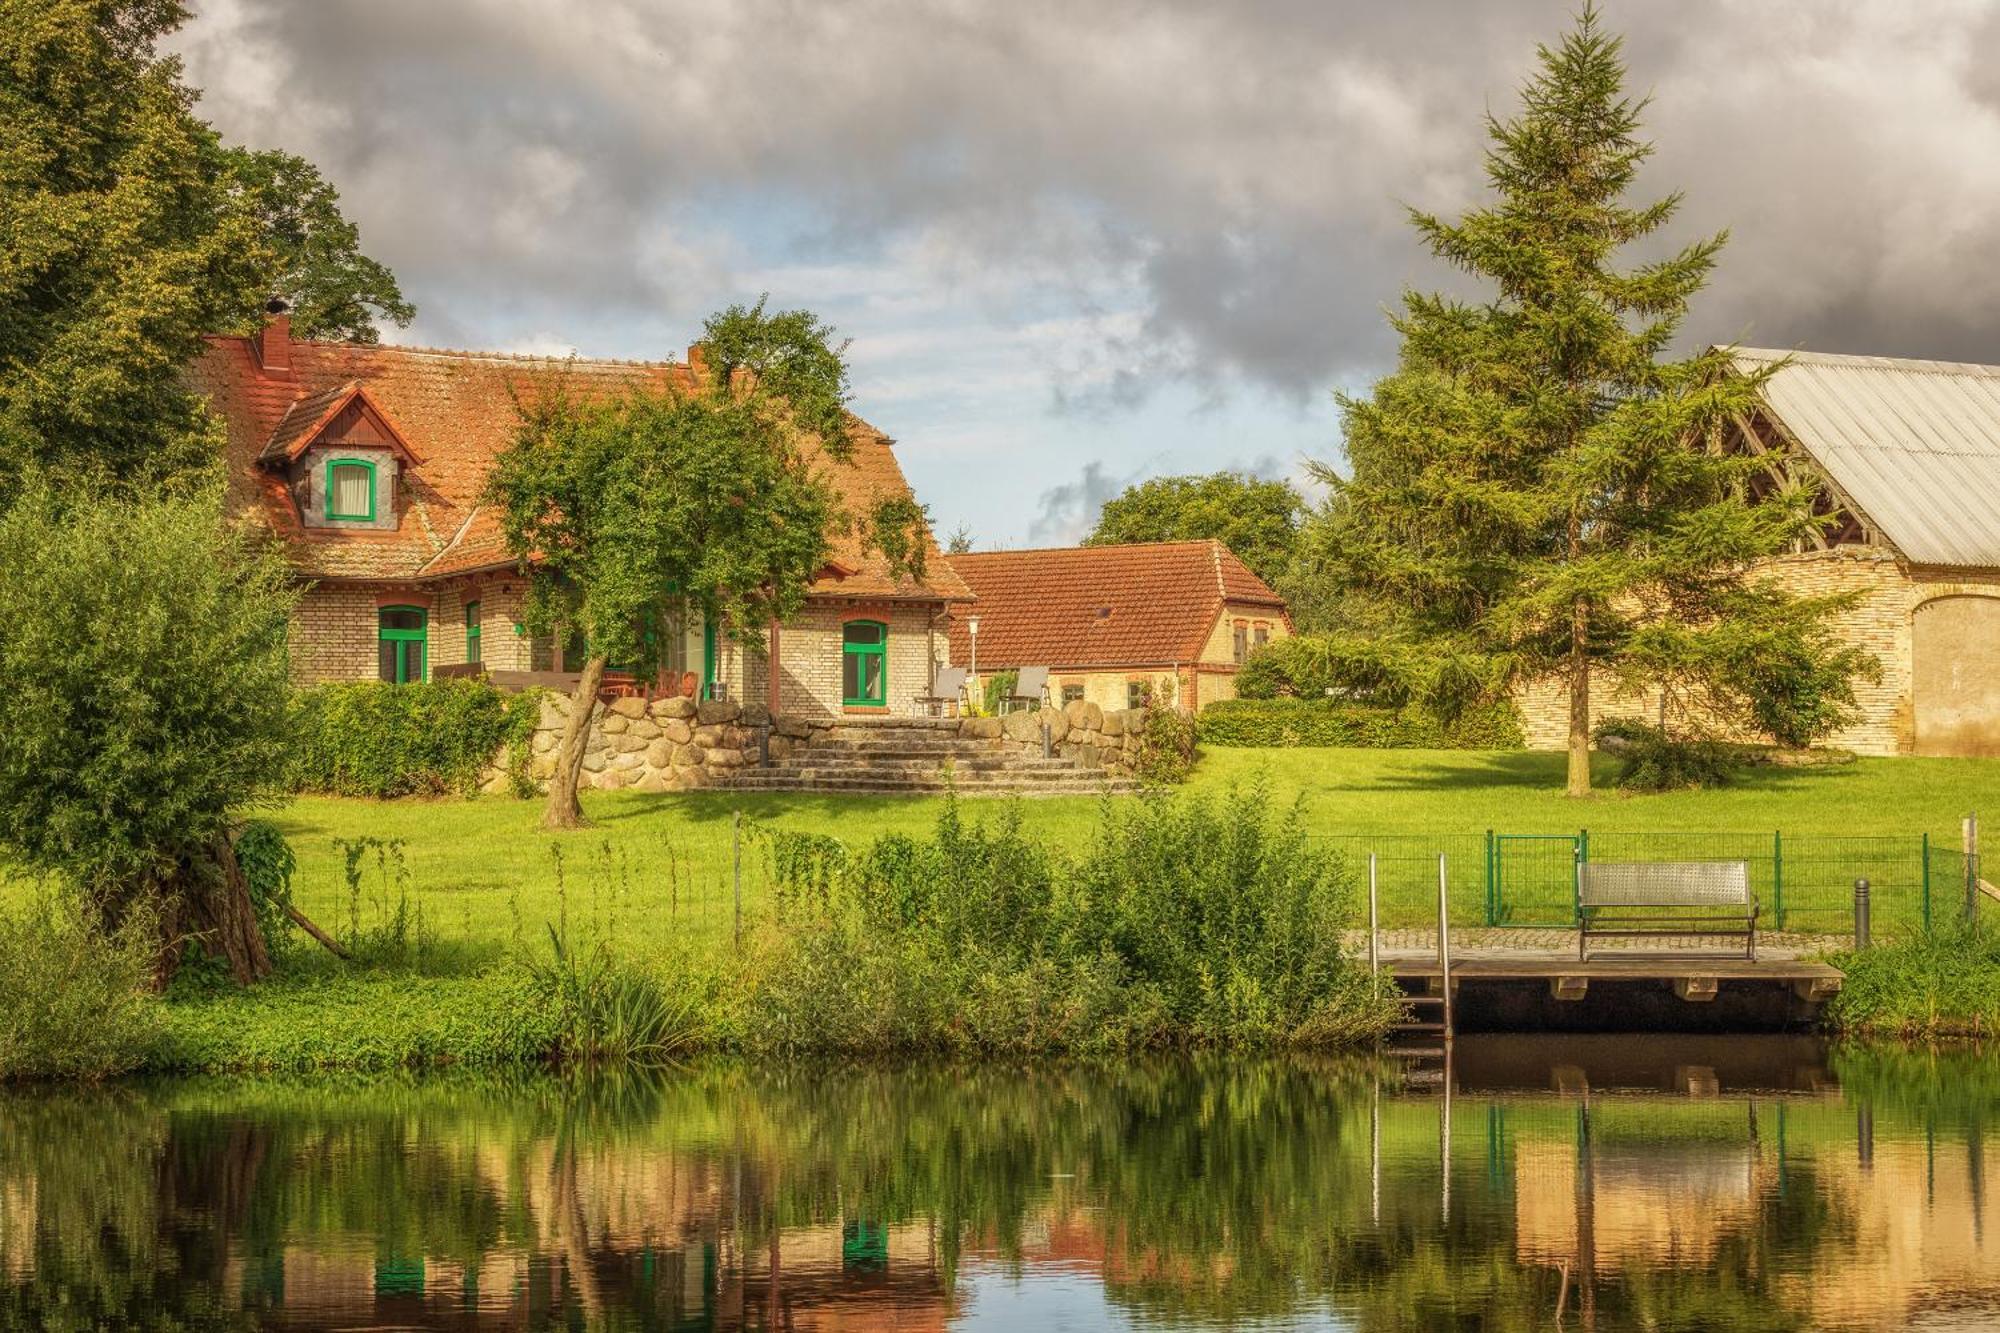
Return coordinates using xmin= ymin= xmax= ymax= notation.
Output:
xmin=258 ymin=381 xmax=426 ymax=466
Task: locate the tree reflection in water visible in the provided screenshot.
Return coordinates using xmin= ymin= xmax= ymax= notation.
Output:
xmin=0 ymin=1042 xmax=1994 ymax=1330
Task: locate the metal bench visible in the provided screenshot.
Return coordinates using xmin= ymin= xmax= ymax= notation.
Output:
xmin=1577 ymin=860 xmax=1758 ymax=961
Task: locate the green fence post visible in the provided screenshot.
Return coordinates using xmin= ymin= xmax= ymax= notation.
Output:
xmin=1575 ymin=828 xmax=1589 ymax=926
xmin=1921 ymin=832 xmax=1932 ymax=933
xmin=1485 ymin=829 xmax=1496 ymax=926
xmin=1773 ymin=831 xmax=1785 ymax=932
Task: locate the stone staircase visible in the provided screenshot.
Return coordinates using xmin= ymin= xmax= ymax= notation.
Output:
xmin=724 ymin=716 xmax=1139 ymax=796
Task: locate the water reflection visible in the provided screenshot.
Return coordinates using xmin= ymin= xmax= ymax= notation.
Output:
xmin=0 ymin=1040 xmax=1993 ymax=1331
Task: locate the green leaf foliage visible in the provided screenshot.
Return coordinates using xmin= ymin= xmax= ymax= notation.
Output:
xmin=0 ymin=0 xmax=409 ymax=495
xmin=1303 ymin=6 xmax=1868 ymax=786
xmin=1198 ymin=697 xmax=1524 ymax=750
xmin=1085 ymin=471 xmax=1303 ymax=589
xmin=217 ymin=147 xmax=415 ymax=342
xmin=0 ymin=889 xmax=163 ymax=1080
xmin=285 ymin=680 xmax=540 ymax=799
xmin=0 ymin=489 xmax=296 ymax=896
xmin=484 ymin=305 xmax=852 ymax=672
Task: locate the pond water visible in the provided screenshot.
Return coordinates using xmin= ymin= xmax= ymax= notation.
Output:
xmin=0 ymin=1037 xmax=1994 ymax=1331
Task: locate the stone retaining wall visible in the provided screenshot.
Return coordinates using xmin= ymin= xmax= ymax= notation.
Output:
xmin=493 ymin=695 xmax=1152 ymax=794
xmin=497 ymin=694 xmax=770 ymax=794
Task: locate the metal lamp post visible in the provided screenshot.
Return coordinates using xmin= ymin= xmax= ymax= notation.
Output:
xmin=968 ymin=616 xmax=980 ymax=703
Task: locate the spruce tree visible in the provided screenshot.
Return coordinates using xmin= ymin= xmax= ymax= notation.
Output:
xmin=1323 ymin=7 xmax=1851 ymax=795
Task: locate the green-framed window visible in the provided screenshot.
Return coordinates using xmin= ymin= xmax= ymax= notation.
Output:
xmin=464 ymin=600 xmax=481 ymax=665
xmin=841 ymin=620 xmax=887 ymax=706
xmin=378 ymin=606 xmax=426 ymax=683
xmin=325 ymin=457 xmax=377 ymax=522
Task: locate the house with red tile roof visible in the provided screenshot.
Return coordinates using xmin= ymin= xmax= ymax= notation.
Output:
xmin=193 ymin=307 xmax=971 ymax=718
xmin=944 ymin=540 xmax=1291 ymax=712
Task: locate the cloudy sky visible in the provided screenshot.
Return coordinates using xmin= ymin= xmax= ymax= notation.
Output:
xmin=170 ymin=1 xmax=2000 ymax=546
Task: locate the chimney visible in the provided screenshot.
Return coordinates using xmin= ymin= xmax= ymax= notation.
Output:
xmin=255 ymin=297 xmax=293 ymax=378
xmin=686 ymin=342 xmax=710 ymax=382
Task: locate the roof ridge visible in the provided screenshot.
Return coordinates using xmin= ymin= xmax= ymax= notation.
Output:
xmin=952 ymin=538 xmax=1232 ymax=559
xmin=203 ymin=333 xmax=687 ymax=372
xmin=1734 ymin=346 xmax=2000 ymax=378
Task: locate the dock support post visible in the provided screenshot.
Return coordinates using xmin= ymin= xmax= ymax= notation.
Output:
xmin=1367 ymin=853 xmax=1380 ymax=977
xmin=1965 ymin=813 xmax=1980 ymax=925
xmin=1437 ymin=853 xmax=1452 ymax=1041
xmin=1854 ymin=878 xmax=1871 ymax=950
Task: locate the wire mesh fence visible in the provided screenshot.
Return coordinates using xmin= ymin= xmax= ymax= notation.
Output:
xmin=1318 ymin=828 xmax=1980 ymax=938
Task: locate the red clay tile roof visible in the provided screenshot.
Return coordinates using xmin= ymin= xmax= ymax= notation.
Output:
xmin=944 ymin=540 xmax=1288 ymax=669
xmin=189 ymin=334 xmax=969 ymax=601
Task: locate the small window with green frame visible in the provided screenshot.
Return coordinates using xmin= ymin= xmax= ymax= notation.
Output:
xmin=464 ymin=599 xmax=481 ymax=665
xmin=841 ymin=620 xmax=887 ymax=706
xmin=325 ymin=457 xmax=377 ymax=522
xmin=378 ymin=606 xmax=426 ymax=683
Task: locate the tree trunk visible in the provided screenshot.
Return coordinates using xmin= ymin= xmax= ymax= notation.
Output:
xmin=544 ymin=654 xmax=607 ymax=830
xmin=146 ymin=833 xmax=274 ymax=990
xmin=1566 ymin=600 xmax=1592 ymax=799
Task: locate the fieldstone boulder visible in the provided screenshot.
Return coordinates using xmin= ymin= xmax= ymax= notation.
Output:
xmin=531 ymin=729 xmax=558 ymax=754
xmin=651 ymin=696 xmax=697 ymax=721
xmin=608 ymin=696 xmax=648 ymax=719
xmin=775 ymin=715 xmax=813 ymax=739
xmin=609 ymin=750 xmax=645 ymax=772
xmin=1101 ymin=711 xmax=1125 ymax=737
xmin=741 ymin=702 xmax=772 ymax=727
xmin=580 ymin=750 xmax=607 ymax=773
xmin=697 ymin=699 xmax=741 ymax=725
xmin=627 ymin=716 xmax=660 ymax=740
xmin=660 ymin=718 xmax=693 ymax=745
xmin=1041 ymin=707 xmax=1070 ymax=744
xmin=959 ymin=715 xmax=1002 ymax=740
xmin=633 ymin=771 xmax=672 ymax=794
xmin=1064 ymin=699 xmax=1104 ymax=733
xmin=692 ymin=724 xmax=725 ymax=747
xmin=594 ymin=768 xmax=628 ymax=790
xmin=1120 ymin=707 xmax=1147 ymax=735
xmin=1002 ymin=709 xmax=1042 ymax=744
xmin=707 ymin=747 xmax=745 ymax=768
xmin=646 ymin=739 xmax=674 ymax=768
xmin=538 ymin=695 xmax=572 ymax=728
xmin=769 ymin=735 xmax=794 ymax=760
xmin=600 ymin=713 xmax=628 ymax=735
xmin=672 ymin=745 xmax=704 ymax=768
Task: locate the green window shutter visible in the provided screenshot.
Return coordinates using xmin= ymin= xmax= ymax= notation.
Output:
xmin=465 ymin=600 xmax=481 ymax=665
xmin=378 ymin=606 xmax=427 ymax=684
xmin=841 ymin=620 xmax=887 ymax=706
xmin=325 ymin=457 xmax=378 ymax=522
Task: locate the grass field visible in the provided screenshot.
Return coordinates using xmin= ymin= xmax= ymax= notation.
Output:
xmin=242 ymin=746 xmax=1997 ymax=960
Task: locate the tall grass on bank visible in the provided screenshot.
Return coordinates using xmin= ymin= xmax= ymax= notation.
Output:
xmin=742 ymin=783 xmax=1399 ymax=1053
xmin=0 ymin=892 xmax=162 ymax=1080
xmin=1824 ymin=924 xmax=2000 ymax=1037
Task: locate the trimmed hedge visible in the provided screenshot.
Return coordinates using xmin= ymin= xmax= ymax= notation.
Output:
xmin=1197 ymin=697 xmax=1523 ymax=750
xmin=286 ymin=680 xmax=540 ymax=798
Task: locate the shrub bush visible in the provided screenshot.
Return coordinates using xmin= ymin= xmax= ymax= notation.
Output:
xmin=1823 ymin=925 xmax=2000 ymax=1038
xmin=1133 ymin=692 xmax=1198 ymax=782
xmin=286 ymin=679 xmax=540 ymax=798
xmin=1198 ymin=697 xmax=1523 ymax=749
xmin=1594 ymin=718 xmax=1736 ymax=792
xmin=742 ymin=786 xmax=1398 ymax=1053
xmin=0 ymin=893 xmax=163 ymax=1080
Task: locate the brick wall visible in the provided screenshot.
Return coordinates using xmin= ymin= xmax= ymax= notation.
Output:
xmin=740 ymin=602 xmax=943 ymax=719
xmin=1515 ymin=549 xmax=1932 ymax=756
xmin=290 ymin=586 xmax=380 ymax=684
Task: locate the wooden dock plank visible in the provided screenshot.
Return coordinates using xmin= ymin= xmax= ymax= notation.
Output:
xmin=1386 ymin=954 xmax=1843 ymax=985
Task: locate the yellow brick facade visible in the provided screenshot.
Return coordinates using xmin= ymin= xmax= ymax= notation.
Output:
xmin=1515 ymin=548 xmax=2000 ymax=757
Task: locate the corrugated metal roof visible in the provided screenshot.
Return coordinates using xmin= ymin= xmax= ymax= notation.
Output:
xmin=1734 ymin=347 xmax=2000 ymax=568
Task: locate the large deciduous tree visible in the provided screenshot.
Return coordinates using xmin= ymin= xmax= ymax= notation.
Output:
xmin=1317 ymin=7 xmax=1858 ymax=795
xmin=0 ymin=0 xmax=409 ymax=497
xmin=0 ymin=490 xmax=298 ymax=985
xmin=486 ymin=303 xmax=862 ymax=830
xmin=1085 ymin=471 xmax=1302 ymax=589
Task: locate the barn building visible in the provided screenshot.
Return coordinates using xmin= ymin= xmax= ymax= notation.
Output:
xmin=1519 ymin=348 xmax=2000 ymax=756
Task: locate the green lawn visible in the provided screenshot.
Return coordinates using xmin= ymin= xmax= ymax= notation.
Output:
xmin=247 ymin=746 xmax=1995 ymax=957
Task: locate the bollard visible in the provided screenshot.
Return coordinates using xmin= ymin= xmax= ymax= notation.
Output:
xmin=1853 ymin=877 xmax=1871 ymax=950
xmin=1041 ymin=720 xmax=1052 ymax=759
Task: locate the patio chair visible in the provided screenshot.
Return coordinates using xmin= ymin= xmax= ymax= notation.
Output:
xmin=998 ymin=665 xmax=1051 ymax=714
xmin=915 ymin=665 xmax=970 ymax=717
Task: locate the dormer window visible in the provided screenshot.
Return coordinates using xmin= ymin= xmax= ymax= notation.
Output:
xmin=325 ymin=458 xmax=377 ymax=522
